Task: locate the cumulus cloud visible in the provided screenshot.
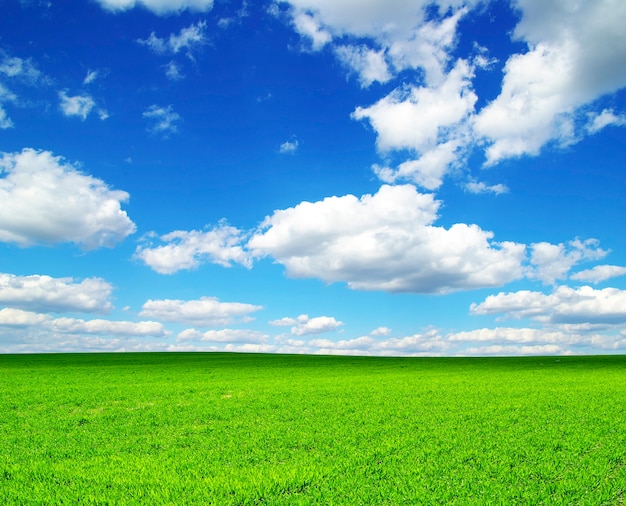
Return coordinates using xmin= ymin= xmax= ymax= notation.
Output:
xmin=95 ymin=0 xmax=214 ymax=15
xmin=474 ymin=0 xmax=626 ymax=165
xmin=249 ymin=184 xmax=525 ymax=293
xmin=136 ymin=222 xmax=251 ymax=274
xmin=470 ymin=285 xmax=626 ymax=326
xmin=177 ymin=328 xmax=269 ymax=343
xmin=353 ymin=60 xmax=476 ymax=189
xmin=143 ymin=104 xmax=180 ymax=136
xmin=138 ymin=21 xmax=207 ymax=55
xmin=0 ymin=273 xmax=113 ymax=313
xmin=270 ymin=314 xmax=343 ymax=336
xmin=528 ymin=239 xmax=607 ymax=285
xmin=571 ymin=265 xmax=626 ymax=284
xmin=278 ymin=0 xmax=473 ymax=85
xmin=59 ymin=91 xmax=108 ymax=121
xmin=140 ymin=296 xmax=262 ymax=326
xmin=0 ymin=148 xmax=136 ymax=249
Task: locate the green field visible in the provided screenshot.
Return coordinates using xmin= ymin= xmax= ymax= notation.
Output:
xmin=1 ymin=353 xmax=625 ymax=504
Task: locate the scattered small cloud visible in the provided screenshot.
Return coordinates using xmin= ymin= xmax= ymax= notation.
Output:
xmin=59 ymin=91 xmax=108 ymax=121
xmin=279 ymin=138 xmax=299 ymax=154
xmin=464 ymin=181 xmax=509 ymax=195
xmin=270 ymin=314 xmax=343 ymax=336
xmin=138 ymin=21 xmax=207 ymax=56
xmin=83 ymin=69 xmax=99 ymax=85
xmin=143 ymin=104 xmax=180 ymax=136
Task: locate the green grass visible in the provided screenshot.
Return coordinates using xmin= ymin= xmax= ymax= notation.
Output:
xmin=1 ymin=353 xmax=625 ymax=504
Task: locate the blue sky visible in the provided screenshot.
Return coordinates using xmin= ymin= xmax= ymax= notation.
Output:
xmin=1 ymin=0 xmax=625 ymax=356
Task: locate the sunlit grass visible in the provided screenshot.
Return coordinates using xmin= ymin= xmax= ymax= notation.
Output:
xmin=1 ymin=353 xmax=625 ymax=504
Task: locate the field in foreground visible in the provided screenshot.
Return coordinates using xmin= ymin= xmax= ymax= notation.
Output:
xmin=0 ymin=353 xmax=625 ymax=504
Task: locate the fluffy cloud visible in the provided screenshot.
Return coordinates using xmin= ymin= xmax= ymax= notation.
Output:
xmin=249 ymin=184 xmax=525 ymax=293
xmin=270 ymin=314 xmax=343 ymax=336
xmin=471 ymin=285 xmax=626 ymax=325
xmin=353 ymin=60 xmax=476 ymax=189
xmin=0 ymin=273 xmax=113 ymax=313
xmin=474 ymin=0 xmax=626 ymax=165
xmin=95 ymin=0 xmax=214 ymax=14
xmin=177 ymin=328 xmax=269 ymax=343
xmin=138 ymin=21 xmax=207 ymax=54
xmin=143 ymin=104 xmax=180 ymax=136
xmin=571 ymin=265 xmax=626 ymax=284
xmin=528 ymin=239 xmax=607 ymax=285
xmin=335 ymin=45 xmax=390 ymax=87
xmin=135 ymin=222 xmax=251 ymax=274
xmin=59 ymin=91 xmax=108 ymax=121
xmin=0 ymin=308 xmax=167 ymax=337
xmin=140 ymin=296 xmax=262 ymax=326
xmin=0 ymin=149 xmax=136 ymax=249
xmin=278 ymin=0 xmax=474 ymax=85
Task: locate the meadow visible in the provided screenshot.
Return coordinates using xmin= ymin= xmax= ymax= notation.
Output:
xmin=0 ymin=352 xmax=625 ymax=504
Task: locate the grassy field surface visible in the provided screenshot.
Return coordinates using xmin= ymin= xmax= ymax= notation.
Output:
xmin=1 ymin=353 xmax=625 ymax=504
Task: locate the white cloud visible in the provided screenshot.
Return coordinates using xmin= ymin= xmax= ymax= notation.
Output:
xmin=279 ymin=138 xmax=299 ymax=154
xmin=177 ymin=328 xmax=269 ymax=343
xmin=335 ymin=45 xmax=390 ymax=87
xmin=0 ymin=53 xmax=42 ymax=83
xmin=164 ymin=61 xmax=184 ymax=80
xmin=474 ymin=0 xmax=626 ymax=165
xmin=59 ymin=91 xmax=107 ymax=121
xmin=249 ymin=184 xmax=526 ymax=293
xmin=143 ymin=104 xmax=180 ymax=136
xmin=464 ymin=181 xmax=509 ymax=195
xmin=138 ymin=21 xmax=207 ymax=55
xmin=0 ymin=149 xmax=136 ymax=249
xmin=278 ymin=1 xmax=474 ymax=85
xmin=0 ymin=84 xmax=16 ymax=129
xmin=586 ymin=109 xmax=626 ymax=134
xmin=370 ymin=326 xmax=391 ymax=336
xmin=135 ymin=222 xmax=251 ymax=274
xmin=271 ymin=314 xmax=343 ymax=336
xmin=571 ymin=265 xmax=626 ymax=284
xmin=59 ymin=91 xmax=94 ymax=119
xmin=0 ymin=273 xmax=113 ymax=313
xmin=140 ymin=296 xmax=262 ymax=326
xmin=83 ymin=69 xmax=99 ymax=85
xmin=353 ymin=60 xmax=476 ymax=189
xmin=528 ymin=239 xmax=607 ymax=285
xmin=471 ymin=285 xmax=626 ymax=325
xmin=95 ymin=0 xmax=214 ymax=15
xmin=0 ymin=308 xmax=167 ymax=336
xmin=308 ymin=329 xmax=448 ymax=356
xmin=0 ymin=106 xmax=12 ymax=129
